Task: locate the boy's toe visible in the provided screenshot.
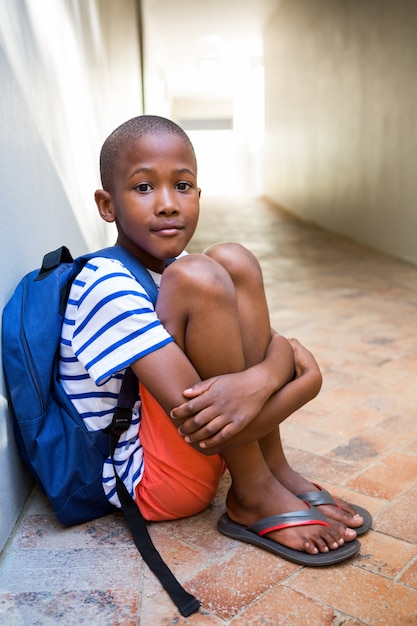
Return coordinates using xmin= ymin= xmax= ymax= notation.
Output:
xmin=297 ymin=485 xmax=372 ymax=535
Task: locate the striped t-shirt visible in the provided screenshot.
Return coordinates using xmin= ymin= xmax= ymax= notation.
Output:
xmin=59 ymin=256 xmax=174 ymax=507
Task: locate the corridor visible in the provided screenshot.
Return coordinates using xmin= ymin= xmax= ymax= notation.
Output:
xmin=1 ymin=196 xmax=417 ymax=624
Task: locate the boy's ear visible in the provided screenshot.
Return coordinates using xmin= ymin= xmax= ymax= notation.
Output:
xmin=95 ymin=189 xmax=116 ymax=223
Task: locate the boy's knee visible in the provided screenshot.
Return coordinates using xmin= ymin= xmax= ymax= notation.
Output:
xmin=204 ymin=242 xmax=262 ymax=285
xmin=163 ymin=253 xmax=235 ymax=298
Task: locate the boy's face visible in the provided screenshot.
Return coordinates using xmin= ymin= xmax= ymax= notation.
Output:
xmin=96 ymin=132 xmax=200 ymax=273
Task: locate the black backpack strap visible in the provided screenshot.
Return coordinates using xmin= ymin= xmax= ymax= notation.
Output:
xmin=36 ymin=246 xmax=74 ymax=280
xmin=110 ymin=367 xmax=201 ymax=618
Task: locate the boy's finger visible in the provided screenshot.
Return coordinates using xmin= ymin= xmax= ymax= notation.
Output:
xmin=181 ymin=414 xmax=229 ymax=444
xmin=170 ymin=397 xmax=205 ymax=420
xmin=198 ymin=423 xmax=237 ymax=448
xmin=178 ymin=408 xmax=221 ymax=436
xmin=182 ymin=380 xmax=212 ymax=397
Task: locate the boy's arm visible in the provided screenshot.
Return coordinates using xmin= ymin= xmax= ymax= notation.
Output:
xmin=170 ymin=331 xmax=295 ymax=439
xmin=130 ymin=330 xmax=293 ymax=433
xmin=170 ymin=338 xmax=322 ymax=451
xmin=129 ymin=340 xmax=203 ymax=415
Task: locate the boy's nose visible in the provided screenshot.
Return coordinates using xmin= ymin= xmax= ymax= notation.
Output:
xmin=156 ymin=189 xmax=179 ymax=214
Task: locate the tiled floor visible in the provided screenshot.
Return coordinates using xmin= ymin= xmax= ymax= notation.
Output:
xmin=1 ymin=196 xmax=417 ymax=625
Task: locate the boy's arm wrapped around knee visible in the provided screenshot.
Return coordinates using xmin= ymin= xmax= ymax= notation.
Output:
xmin=170 ymin=332 xmax=293 ymax=443
xmin=170 ymin=337 xmax=322 ymax=451
xmin=264 ymin=331 xmax=296 ymax=390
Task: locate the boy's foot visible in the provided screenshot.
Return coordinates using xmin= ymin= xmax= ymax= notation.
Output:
xmin=270 ymin=466 xmax=371 ymax=536
xmin=218 ymin=511 xmax=360 ymax=566
xmin=296 ymin=484 xmax=372 ymax=536
xmin=225 ymin=479 xmax=355 ymax=558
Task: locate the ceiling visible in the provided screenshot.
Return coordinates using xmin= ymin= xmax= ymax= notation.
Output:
xmin=142 ymin=0 xmax=279 ymax=103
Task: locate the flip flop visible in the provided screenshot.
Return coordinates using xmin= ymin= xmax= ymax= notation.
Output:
xmin=217 ymin=509 xmax=360 ymax=566
xmin=297 ymin=485 xmax=372 ymax=535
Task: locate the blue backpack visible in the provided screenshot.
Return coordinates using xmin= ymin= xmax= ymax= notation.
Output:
xmin=1 ymin=245 xmax=200 ymax=617
xmin=2 ymin=245 xmax=158 ymax=524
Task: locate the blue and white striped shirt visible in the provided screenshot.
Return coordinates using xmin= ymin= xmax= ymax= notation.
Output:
xmin=59 ymin=256 xmax=173 ymax=506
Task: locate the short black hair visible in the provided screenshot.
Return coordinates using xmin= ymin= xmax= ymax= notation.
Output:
xmin=99 ymin=115 xmax=196 ymax=192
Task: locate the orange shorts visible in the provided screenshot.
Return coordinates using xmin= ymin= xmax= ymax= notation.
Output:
xmin=135 ymin=383 xmax=224 ymax=521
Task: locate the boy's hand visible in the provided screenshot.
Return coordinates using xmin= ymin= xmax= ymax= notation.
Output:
xmin=288 ymin=338 xmax=322 ymax=388
xmin=170 ymin=369 xmax=269 ymax=448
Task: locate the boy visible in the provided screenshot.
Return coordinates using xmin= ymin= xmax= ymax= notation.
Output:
xmin=60 ymin=115 xmax=370 ymax=565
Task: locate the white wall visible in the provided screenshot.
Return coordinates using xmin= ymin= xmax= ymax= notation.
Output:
xmin=0 ymin=0 xmax=143 ymax=552
xmin=263 ymin=0 xmax=417 ymax=266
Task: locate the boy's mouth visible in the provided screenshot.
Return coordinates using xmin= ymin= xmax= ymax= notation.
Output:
xmin=152 ymin=222 xmax=185 ymax=236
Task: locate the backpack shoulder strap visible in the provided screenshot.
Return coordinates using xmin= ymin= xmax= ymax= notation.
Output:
xmin=36 ymin=246 xmax=74 ymax=279
xmin=80 ymin=246 xmax=159 ymax=306
xmin=110 ymin=367 xmax=201 ymax=617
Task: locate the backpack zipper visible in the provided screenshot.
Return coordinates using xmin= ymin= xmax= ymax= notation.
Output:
xmin=20 ymin=276 xmax=47 ymax=414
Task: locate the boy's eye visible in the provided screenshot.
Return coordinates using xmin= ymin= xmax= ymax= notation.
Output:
xmin=176 ymin=181 xmax=191 ymax=191
xmin=136 ymin=183 xmax=152 ymax=192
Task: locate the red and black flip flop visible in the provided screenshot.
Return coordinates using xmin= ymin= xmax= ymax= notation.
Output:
xmin=217 ymin=509 xmax=360 ymax=566
xmin=297 ymin=485 xmax=372 ymax=536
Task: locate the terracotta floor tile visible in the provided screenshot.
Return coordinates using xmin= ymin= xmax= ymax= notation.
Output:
xmin=318 ymin=367 xmax=359 ymax=392
xmin=330 ymin=434 xmax=382 ymax=465
xmin=286 ymin=566 xmax=417 ymax=624
xmin=350 ymin=413 xmax=417 ymax=459
xmin=399 ymin=436 xmax=417 ymax=456
xmin=186 ymin=545 xmax=299 ymax=620
xmin=356 ymin=531 xmax=417 ymax=578
xmin=374 ymin=355 xmax=417 ymax=385
xmin=323 ymin=484 xmax=387 ymax=519
xmin=346 ymin=454 xmax=417 ymax=500
xmin=316 ymin=403 xmax=388 ymax=440
xmin=364 ymin=393 xmax=405 ymax=417
xmin=309 ymin=387 xmax=368 ymax=415
xmin=25 ymin=487 xmax=52 ymax=514
xmin=331 ymin=424 xmax=415 ymax=465
xmin=150 ymin=507 xmax=230 ymax=560
xmin=230 ymin=585 xmax=336 ymax=625
xmin=281 ymin=403 xmax=326 ymax=426
xmin=0 ymin=590 xmax=139 ymax=626
xmin=15 ymin=512 xmax=131 ymax=550
xmin=0 ymin=547 xmax=142 ymax=593
xmin=392 ymin=372 xmax=417 ymax=403
xmin=375 ymin=486 xmax=417 ymax=544
xmin=280 ymin=421 xmax=345 ymax=455
xmin=379 ymin=412 xmax=417 ymax=440
xmin=399 ymin=559 xmax=417 ymax=591
xmin=284 ymin=447 xmax=361 ymax=486
xmin=146 ymin=530 xmax=210 ymax=580
xmin=139 ymin=570 xmax=224 ymax=625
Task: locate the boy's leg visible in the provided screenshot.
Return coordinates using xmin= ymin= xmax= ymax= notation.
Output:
xmin=258 ymin=428 xmax=366 ymax=530
xmin=156 ymin=249 xmax=349 ymax=554
xmin=205 ymin=243 xmax=365 ymax=532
